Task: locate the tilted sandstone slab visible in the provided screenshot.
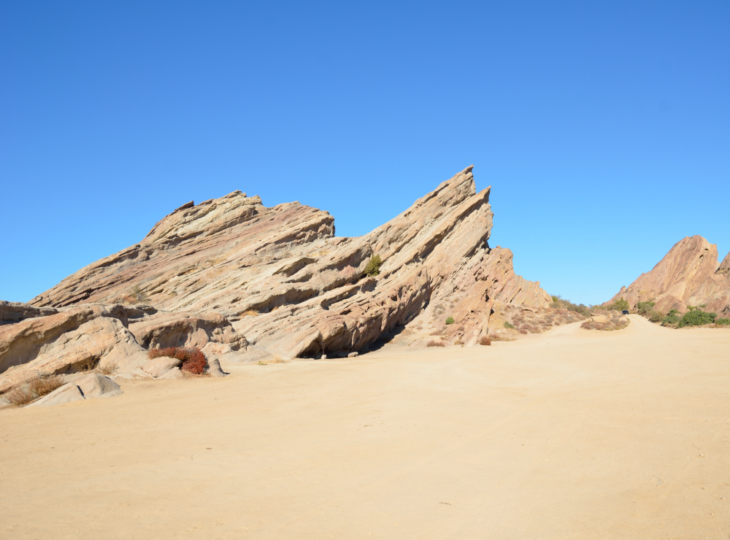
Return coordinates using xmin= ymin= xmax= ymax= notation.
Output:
xmin=0 ymin=305 xmax=147 ymax=394
xmin=0 ymin=301 xmax=58 ymax=326
xmin=608 ymin=236 xmax=730 ymax=316
xmin=24 ymin=166 xmax=551 ymax=362
xmin=128 ymin=310 xmax=247 ymax=350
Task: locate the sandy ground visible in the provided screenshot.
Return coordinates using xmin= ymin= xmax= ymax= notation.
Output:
xmin=2 ymin=316 xmax=730 ymax=539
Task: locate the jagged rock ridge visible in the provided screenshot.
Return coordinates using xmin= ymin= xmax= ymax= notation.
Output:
xmin=30 ymin=166 xmax=549 ymax=356
xmin=2 ymin=166 xmax=553 ymax=396
xmin=608 ymin=235 xmax=730 ymax=316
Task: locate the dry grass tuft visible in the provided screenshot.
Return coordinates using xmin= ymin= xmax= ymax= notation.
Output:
xmin=96 ymin=361 xmax=118 ymax=376
xmin=6 ymin=374 xmax=65 ymax=407
xmin=5 ymin=386 xmax=35 ymax=406
xmin=479 ymin=336 xmax=492 ymax=346
xmin=426 ymin=340 xmax=445 ymax=348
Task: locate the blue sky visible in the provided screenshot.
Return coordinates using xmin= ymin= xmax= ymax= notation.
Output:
xmin=2 ymin=1 xmax=728 ymax=305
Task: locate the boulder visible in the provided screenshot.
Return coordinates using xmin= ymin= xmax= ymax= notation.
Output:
xmin=157 ymin=367 xmax=184 ymax=380
xmin=142 ymin=357 xmax=182 ymax=378
xmin=27 ymin=383 xmax=85 ymax=408
xmin=73 ymin=373 xmax=122 ymax=399
xmin=204 ymin=355 xmax=227 ymax=377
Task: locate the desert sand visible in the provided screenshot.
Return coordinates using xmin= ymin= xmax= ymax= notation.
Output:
xmin=2 ymin=316 xmax=729 ymax=539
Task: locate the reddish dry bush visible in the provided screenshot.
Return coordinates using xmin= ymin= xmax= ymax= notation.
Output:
xmin=426 ymin=340 xmax=445 ymax=348
xmin=479 ymin=336 xmax=492 ymax=346
xmin=148 ymin=347 xmax=207 ymax=375
xmin=518 ymin=329 xmax=528 ymax=335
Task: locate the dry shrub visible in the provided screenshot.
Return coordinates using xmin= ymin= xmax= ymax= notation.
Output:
xmin=6 ymin=375 xmax=64 ymax=407
xmin=96 ymin=361 xmax=118 ymax=376
xmin=429 ymin=330 xmax=441 ymax=336
xmin=479 ymin=336 xmax=492 ymax=346
xmin=518 ymin=329 xmax=528 ymax=335
xmin=149 ymin=347 xmax=207 ymax=375
xmin=5 ymin=386 xmax=34 ymax=406
xmin=426 ymin=340 xmax=445 ymax=348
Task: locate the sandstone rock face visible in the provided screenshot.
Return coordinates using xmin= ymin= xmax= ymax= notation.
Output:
xmin=0 ymin=301 xmax=58 ymax=326
xmin=1 ymin=166 xmax=554 ymax=396
xmin=0 ymin=305 xmax=148 ymax=393
xmin=129 ymin=311 xmax=247 ymax=350
xmin=609 ymin=236 xmax=730 ymax=316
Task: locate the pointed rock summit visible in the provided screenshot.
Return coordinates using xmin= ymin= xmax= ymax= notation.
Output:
xmin=608 ymin=235 xmax=730 ymax=316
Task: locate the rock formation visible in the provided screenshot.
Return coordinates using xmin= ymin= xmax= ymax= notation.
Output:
xmin=608 ymin=236 xmax=730 ymax=317
xmin=1 ymin=166 xmax=556 ymax=398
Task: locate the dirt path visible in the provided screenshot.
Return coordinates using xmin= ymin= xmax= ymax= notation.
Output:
xmin=2 ymin=317 xmax=729 ymax=539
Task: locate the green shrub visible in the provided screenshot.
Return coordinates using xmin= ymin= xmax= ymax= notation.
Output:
xmin=445 ymin=316 xmax=455 ymax=325
xmin=663 ymin=310 xmax=680 ymax=325
xmin=504 ymin=321 xmax=515 ymax=329
xmin=550 ymin=295 xmax=590 ymax=316
xmin=637 ymin=301 xmax=655 ymax=315
xmin=648 ymin=310 xmax=664 ymax=323
xmin=715 ymin=318 xmax=730 ymax=326
xmin=607 ymin=297 xmax=629 ymax=311
xmin=364 ymin=254 xmax=382 ymax=277
xmin=678 ymin=310 xmax=716 ymax=328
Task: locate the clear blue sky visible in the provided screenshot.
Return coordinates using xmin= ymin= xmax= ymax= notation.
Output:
xmin=2 ymin=1 xmax=728 ymax=305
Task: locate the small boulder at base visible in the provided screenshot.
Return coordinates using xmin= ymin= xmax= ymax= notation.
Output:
xmin=348 ymin=352 xmax=358 ymax=358
xmin=157 ymin=367 xmax=184 ymax=380
xmin=205 ymin=355 xmax=228 ymax=378
xmin=143 ymin=357 xmax=183 ymax=378
xmin=28 ymin=383 xmax=85 ymax=408
xmin=74 ymin=373 xmax=122 ymax=399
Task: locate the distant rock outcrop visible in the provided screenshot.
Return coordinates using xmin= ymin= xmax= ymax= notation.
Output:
xmin=2 ymin=166 xmax=555 ymax=397
xmin=608 ymin=236 xmax=730 ymax=317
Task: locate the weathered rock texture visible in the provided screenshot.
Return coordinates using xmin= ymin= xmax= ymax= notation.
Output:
xmin=1 ymin=166 xmax=555 ymax=394
xmin=0 ymin=301 xmax=58 ymax=326
xmin=609 ymin=236 xmax=730 ymax=317
xmin=29 ymin=166 xmax=550 ymax=356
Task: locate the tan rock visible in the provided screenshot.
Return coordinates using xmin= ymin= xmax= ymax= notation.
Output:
xmin=129 ymin=311 xmax=246 ymax=350
xmin=142 ymin=357 xmax=183 ymax=378
xmin=0 ymin=305 xmax=147 ymax=394
xmin=204 ymin=355 xmax=227 ymax=377
xmin=24 ymin=166 xmax=552 ymax=362
xmin=27 ymin=383 xmax=85 ymax=408
xmin=73 ymin=373 xmax=122 ymax=399
xmin=157 ymin=367 xmax=184 ymax=380
xmin=608 ymin=236 xmax=730 ymax=316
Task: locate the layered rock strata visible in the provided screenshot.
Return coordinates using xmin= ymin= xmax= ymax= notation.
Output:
xmin=30 ymin=166 xmax=550 ymax=356
xmin=2 ymin=166 xmax=554 ymax=396
xmin=609 ymin=236 xmax=730 ymax=316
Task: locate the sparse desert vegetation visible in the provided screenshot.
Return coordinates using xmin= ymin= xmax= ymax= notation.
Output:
xmin=5 ymin=374 xmax=64 ymax=406
xmin=148 ymin=347 xmax=207 ymax=374
xmin=580 ymin=311 xmax=630 ymax=331
xmin=363 ymin=254 xmax=382 ymax=277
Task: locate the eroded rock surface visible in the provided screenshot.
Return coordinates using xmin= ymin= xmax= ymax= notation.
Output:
xmin=2 ymin=166 xmax=556 ymax=396
xmin=31 ymin=167 xmax=550 ymax=357
xmin=609 ymin=236 xmax=730 ymax=316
